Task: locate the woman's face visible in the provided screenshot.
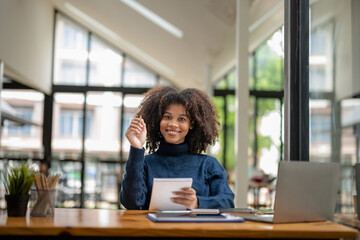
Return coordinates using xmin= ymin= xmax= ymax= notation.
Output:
xmin=160 ymin=103 xmax=193 ymax=145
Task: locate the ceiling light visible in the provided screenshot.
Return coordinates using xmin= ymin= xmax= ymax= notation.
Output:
xmin=120 ymin=0 xmax=183 ymax=39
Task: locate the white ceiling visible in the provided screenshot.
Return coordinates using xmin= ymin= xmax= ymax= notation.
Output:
xmin=51 ymin=0 xmax=283 ymax=90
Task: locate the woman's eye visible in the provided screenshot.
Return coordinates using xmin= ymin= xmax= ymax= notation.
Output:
xmin=179 ymin=117 xmax=186 ymax=121
xmin=163 ymin=115 xmax=170 ymax=119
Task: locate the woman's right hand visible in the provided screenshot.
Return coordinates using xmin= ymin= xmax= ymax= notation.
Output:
xmin=125 ymin=117 xmax=147 ymax=149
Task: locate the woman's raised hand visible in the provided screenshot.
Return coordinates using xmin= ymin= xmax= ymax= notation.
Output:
xmin=125 ymin=117 xmax=147 ymax=149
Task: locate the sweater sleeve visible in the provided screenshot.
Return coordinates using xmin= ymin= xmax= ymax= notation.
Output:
xmin=120 ymin=146 xmax=148 ymax=209
xmin=197 ymin=157 xmax=235 ymax=209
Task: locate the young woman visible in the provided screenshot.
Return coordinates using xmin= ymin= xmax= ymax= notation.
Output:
xmin=120 ymin=86 xmax=234 ymax=209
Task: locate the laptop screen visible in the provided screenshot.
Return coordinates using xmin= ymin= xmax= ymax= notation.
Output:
xmin=272 ymin=161 xmax=340 ymax=223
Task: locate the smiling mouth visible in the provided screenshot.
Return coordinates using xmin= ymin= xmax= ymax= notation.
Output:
xmin=166 ymin=130 xmax=179 ymax=135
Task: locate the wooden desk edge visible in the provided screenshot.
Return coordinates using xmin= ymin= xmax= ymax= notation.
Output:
xmin=0 ymin=226 xmax=358 ymax=239
xmin=0 ymin=209 xmax=358 ymax=239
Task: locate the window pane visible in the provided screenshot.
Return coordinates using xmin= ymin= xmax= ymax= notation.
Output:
xmin=309 ymin=99 xmax=332 ymax=160
xmin=1 ymin=89 xmax=44 ymax=159
xmin=309 ymin=0 xmax=359 ymax=214
xmin=310 ymin=21 xmax=334 ymax=92
xmin=227 ymin=71 xmax=236 ymax=90
xmin=225 ymin=95 xmax=236 ymax=169
xmin=50 ymin=160 xmax=82 ymax=208
xmin=85 ymin=92 xmax=122 ymax=161
xmin=83 ymin=161 xmax=121 ymax=209
xmin=52 ymin=93 xmax=85 ymax=160
xmin=121 ymin=94 xmax=144 ymax=159
xmin=341 ymin=99 xmax=360 ymax=212
xmin=7 ymin=107 xmax=32 ymax=135
xmin=256 ymin=98 xmax=282 ymax=177
xmin=123 ymin=58 xmax=156 ymax=87
xmin=54 ymin=14 xmax=88 ymax=85
xmin=254 ymin=29 xmax=284 ymax=91
xmin=249 ymin=54 xmax=255 ymax=90
xmin=89 ymin=37 xmax=123 ymax=87
xmin=248 ymin=96 xmax=256 ymax=169
xmin=210 ymin=95 xmax=239 ymax=170
xmin=210 ymin=96 xmax=225 ymax=165
xmin=214 ymin=78 xmax=227 ymax=90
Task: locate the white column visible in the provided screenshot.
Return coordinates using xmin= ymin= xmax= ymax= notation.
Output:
xmin=234 ymin=0 xmax=249 ymax=208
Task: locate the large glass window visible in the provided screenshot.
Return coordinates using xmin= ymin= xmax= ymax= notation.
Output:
xmin=309 ymin=0 xmax=360 ymax=213
xmin=213 ymin=28 xmax=284 ymax=208
xmin=51 ymin=12 xmax=171 ymax=209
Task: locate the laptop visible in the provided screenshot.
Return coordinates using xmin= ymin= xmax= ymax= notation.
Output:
xmin=243 ymin=161 xmax=340 ymax=223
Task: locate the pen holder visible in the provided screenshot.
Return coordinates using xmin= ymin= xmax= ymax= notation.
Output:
xmin=30 ymin=189 xmax=56 ymax=217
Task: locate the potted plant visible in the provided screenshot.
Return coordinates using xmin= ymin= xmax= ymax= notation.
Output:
xmin=1 ymin=161 xmax=36 ymax=217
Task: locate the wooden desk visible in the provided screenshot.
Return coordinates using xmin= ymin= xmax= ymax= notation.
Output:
xmin=334 ymin=213 xmax=360 ymax=230
xmin=0 ymin=209 xmax=358 ymax=239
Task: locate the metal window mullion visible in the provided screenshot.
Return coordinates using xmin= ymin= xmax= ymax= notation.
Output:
xmin=79 ymin=92 xmax=87 ymax=208
xmin=253 ymin=51 xmax=258 ymax=168
xmin=79 ymin=31 xmax=92 ymax=208
xmin=119 ymin=93 xmax=125 ymax=165
xmin=119 ymin=53 xmax=127 ymax=157
xmin=43 ymin=94 xmax=54 ymax=167
xmin=284 ymin=0 xmax=309 ymax=161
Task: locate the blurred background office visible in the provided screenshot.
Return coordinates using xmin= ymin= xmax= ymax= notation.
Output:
xmin=0 ymin=0 xmax=359 ymax=212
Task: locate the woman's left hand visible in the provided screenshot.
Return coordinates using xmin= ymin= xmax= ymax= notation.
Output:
xmin=171 ymin=188 xmax=198 ymax=209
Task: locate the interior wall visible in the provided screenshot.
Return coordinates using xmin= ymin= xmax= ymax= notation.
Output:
xmin=0 ymin=0 xmax=53 ymax=94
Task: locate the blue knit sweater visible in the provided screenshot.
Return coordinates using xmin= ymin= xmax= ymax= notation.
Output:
xmin=120 ymin=141 xmax=235 ymax=209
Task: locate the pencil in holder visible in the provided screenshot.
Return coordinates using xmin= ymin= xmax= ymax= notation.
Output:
xmin=30 ymin=189 xmax=56 ymax=217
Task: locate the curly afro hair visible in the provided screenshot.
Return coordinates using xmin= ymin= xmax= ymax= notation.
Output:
xmin=136 ymin=86 xmax=220 ymax=154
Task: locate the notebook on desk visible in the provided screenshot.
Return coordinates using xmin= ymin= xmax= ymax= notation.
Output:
xmin=243 ymin=161 xmax=340 ymax=223
xmin=149 ymin=178 xmax=193 ymax=210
